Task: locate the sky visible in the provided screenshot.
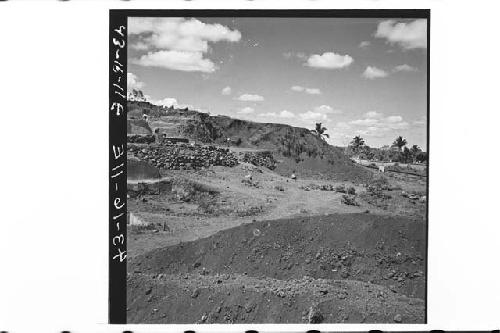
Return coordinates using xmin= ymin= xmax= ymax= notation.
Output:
xmin=127 ymin=16 xmax=428 ymax=149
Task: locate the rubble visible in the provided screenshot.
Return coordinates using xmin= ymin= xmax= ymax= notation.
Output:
xmin=128 ymin=143 xmax=239 ymax=170
xmin=240 ymin=151 xmax=277 ymax=170
xmin=341 ymin=194 xmax=359 ymax=206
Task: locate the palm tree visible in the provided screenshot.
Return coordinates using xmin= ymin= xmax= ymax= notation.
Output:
xmin=392 ymin=136 xmax=408 ymax=151
xmin=311 ymin=123 xmax=329 ymax=141
xmin=349 ymin=135 xmax=365 ymax=156
xmin=350 ymin=135 xmax=365 ymax=150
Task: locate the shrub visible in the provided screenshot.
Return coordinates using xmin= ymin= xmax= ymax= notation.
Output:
xmin=347 ymin=186 xmax=356 ymax=195
xmin=341 ymin=194 xmax=358 ymax=206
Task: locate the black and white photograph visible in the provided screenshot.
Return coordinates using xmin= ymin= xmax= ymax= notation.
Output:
xmin=123 ymin=12 xmax=429 ymax=324
xmin=2 ymin=0 xmax=500 ymax=332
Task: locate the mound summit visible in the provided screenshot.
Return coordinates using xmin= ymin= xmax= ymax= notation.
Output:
xmin=127 ymin=100 xmax=372 ymax=182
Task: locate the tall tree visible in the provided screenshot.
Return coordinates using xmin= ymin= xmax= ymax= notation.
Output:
xmin=410 ymin=144 xmax=421 ymax=155
xmin=416 ymin=151 xmax=428 ymax=163
xmin=311 ymin=123 xmax=329 ymax=141
xmin=349 ymin=135 xmax=365 ymax=155
xmin=392 ymin=136 xmax=408 ymax=151
xmin=410 ymin=144 xmax=422 ymax=163
xmin=402 ymin=147 xmax=413 ymax=163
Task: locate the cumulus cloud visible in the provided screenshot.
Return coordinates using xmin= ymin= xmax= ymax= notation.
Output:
xmin=362 ymin=66 xmax=389 ymax=79
xmin=129 ymin=17 xmax=241 ymax=49
xmin=386 ymin=121 xmax=410 ymax=130
xmin=305 ymin=51 xmax=354 ymax=69
xmin=258 ymin=112 xmax=277 ymax=117
xmin=291 ymin=86 xmax=321 ymax=95
xmin=393 ymin=64 xmax=418 ymax=72
xmin=364 ymin=111 xmax=383 ymax=118
xmin=238 ymin=106 xmax=254 ymax=114
xmin=375 ymin=19 xmax=427 ymax=50
xmin=359 ymin=41 xmax=371 ymax=48
xmin=132 ymin=50 xmax=216 ymax=73
xmin=257 ymin=110 xmax=295 ymax=119
xmin=127 ymin=72 xmax=145 ymax=91
xmin=305 ymin=88 xmax=321 ymax=95
xmin=386 ymin=115 xmax=403 ymax=123
xmin=279 ymin=110 xmax=295 ymax=118
xmin=299 ymin=111 xmax=328 ymax=121
xmin=236 ymin=94 xmax=264 ymax=102
xmin=350 ymin=118 xmax=379 ymax=126
xmin=349 ymin=114 xmax=409 ymax=136
xmin=129 ymin=17 xmax=241 ymax=73
xmin=314 ymin=105 xmax=342 ymax=114
xmin=221 ymin=86 xmax=232 ymax=95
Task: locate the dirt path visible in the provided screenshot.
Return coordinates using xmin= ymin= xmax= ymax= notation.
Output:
xmin=128 ymin=163 xmax=427 ymax=258
xmin=128 ymin=164 xmax=372 ymax=257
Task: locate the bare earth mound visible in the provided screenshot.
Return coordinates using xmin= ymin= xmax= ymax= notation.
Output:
xmin=127 ymin=213 xmax=425 ymax=323
xmin=127 ymin=101 xmax=373 ymax=183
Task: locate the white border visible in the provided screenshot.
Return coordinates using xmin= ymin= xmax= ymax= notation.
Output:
xmin=0 ymin=0 xmax=499 ymax=332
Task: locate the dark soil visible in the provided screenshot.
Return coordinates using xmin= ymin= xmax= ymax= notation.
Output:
xmin=128 ymin=213 xmax=426 ymax=323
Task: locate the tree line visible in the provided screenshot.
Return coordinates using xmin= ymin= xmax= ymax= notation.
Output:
xmin=310 ymin=123 xmax=427 ymax=164
xmin=346 ymin=135 xmax=427 ymax=163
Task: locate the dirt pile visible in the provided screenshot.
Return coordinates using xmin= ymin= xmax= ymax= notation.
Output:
xmin=128 ymin=213 xmax=425 ymax=323
xmin=130 ymin=213 xmax=425 ymax=298
xmin=128 ymin=143 xmax=239 ymax=171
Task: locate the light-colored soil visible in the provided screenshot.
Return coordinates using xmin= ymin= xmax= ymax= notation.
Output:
xmin=127 ymin=163 xmax=372 ymax=257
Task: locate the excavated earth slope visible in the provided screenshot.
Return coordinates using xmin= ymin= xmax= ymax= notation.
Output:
xmin=128 ymin=213 xmax=426 ymax=323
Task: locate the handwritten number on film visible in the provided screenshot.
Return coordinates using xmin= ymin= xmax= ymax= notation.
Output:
xmin=111 ymin=25 xmax=127 ymax=263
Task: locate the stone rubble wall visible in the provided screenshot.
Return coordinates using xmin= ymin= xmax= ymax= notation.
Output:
xmin=240 ymin=151 xmax=277 ymax=170
xmin=128 ymin=143 xmax=239 ymax=170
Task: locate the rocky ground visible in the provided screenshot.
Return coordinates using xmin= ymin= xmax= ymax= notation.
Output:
xmin=126 ymin=151 xmax=427 ymax=323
